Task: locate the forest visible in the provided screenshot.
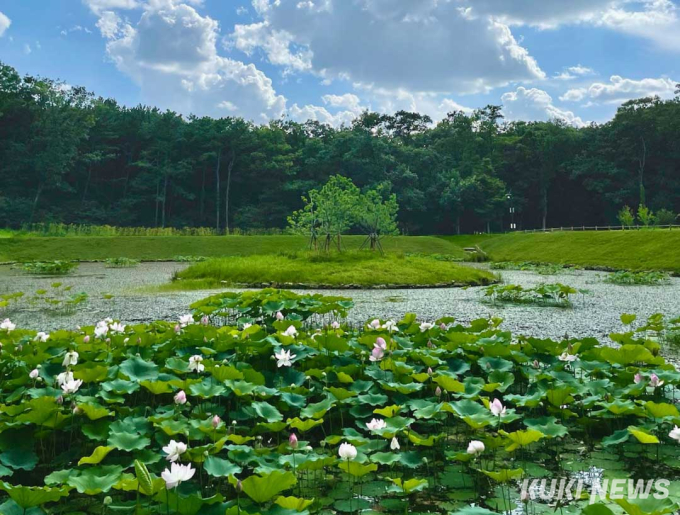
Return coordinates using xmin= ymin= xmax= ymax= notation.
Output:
xmin=1 ymin=61 xmax=679 ymax=235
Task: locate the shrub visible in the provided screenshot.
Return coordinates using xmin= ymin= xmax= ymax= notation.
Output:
xmin=617 ymin=205 xmax=635 ymax=228
xmin=656 ymin=208 xmax=678 ymax=226
xmin=637 ymin=204 xmax=656 ymax=227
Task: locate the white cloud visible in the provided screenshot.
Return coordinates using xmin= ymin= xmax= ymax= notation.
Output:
xmin=0 ymin=11 xmax=10 ymax=37
xmin=502 ymin=87 xmax=585 ymax=127
xmin=554 ymin=64 xmax=596 ymax=81
xmin=61 ymin=25 xmax=93 ymax=36
xmin=598 ymin=0 xmax=680 ymax=51
xmin=23 ymin=43 xmax=32 ymax=55
xmin=233 ymin=0 xmax=545 ymax=94
xmin=98 ymin=1 xmax=286 ymax=121
xmin=560 ymin=75 xmax=678 ymax=104
xmin=83 ymin=0 xmax=140 ymax=15
xmin=289 ymin=103 xmax=360 ymax=127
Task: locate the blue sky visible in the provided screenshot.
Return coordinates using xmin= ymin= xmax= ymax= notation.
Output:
xmin=0 ymin=0 xmax=678 ymax=127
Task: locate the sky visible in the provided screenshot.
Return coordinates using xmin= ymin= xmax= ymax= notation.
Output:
xmin=0 ymin=0 xmax=678 ymax=127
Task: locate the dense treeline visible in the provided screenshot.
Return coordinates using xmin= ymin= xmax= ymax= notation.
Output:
xmin=1 ymin=62 xmax=679 ymax=234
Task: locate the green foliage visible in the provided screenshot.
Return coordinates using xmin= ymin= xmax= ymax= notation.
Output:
xmin=104 ymin=257 xmax=140 ymax=268
xmin=482 ymin=282 xmax=582 ymax=307
xmin=656 ymin=209 xmax=678 ymax=226
xmin=0 ymin=289 xmax=679 ymax=513
xmin=21 ymin=261 xmax=78 ymax=275
xmin=638 ymin=204 xmax=657 ymax=227
xmin=618 ymin=205 xmax=636 ymax=228
xmin=605 ymin=270 xmax=671 ymax=286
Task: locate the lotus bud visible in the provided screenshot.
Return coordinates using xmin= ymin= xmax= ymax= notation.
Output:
xmin=56 ymin=395 xmax=64 ymax=405
xmin=521 ymin=490 xmax=530 ymax=503
xmin=533 ymin=360 xmax=539 ymax=368
xmin=634 ymin=373 xmax=642 ymax=384
xmin=76 ymin=325 xmax=81 ymax=331
xmin=212 ymin=415 xmax=221 ymax=428
xmin=276 ymin=311 xmax=284 ymax=321
xmin=104 ymin=496 xmax=113 ymax=505
xmin=83 ymin=335 xmax=90 ymax=343
xmin=174 ymin=390 xmax=187 ymax=405
xmin=201 ymin=316 xmax=209 ymax=326
xmin=440 ymin=323 xmax=446 ymax=330
xmin=236 ymin=480 xmax=243 ymax=493
xmin=289 ymin=433 xmax=298 ymax=449
xmin=435 ymin=386 xmax=442 ymax=397
xmin=137 ymin=337 xmax=141 ymax=344
xmin=331 ymin=321 xmax=340 ymax=329
xmin=174 ymin=324 xmax=181 ymax=333
xmin=29 ymin=368 xmax=39 ymax=379
xmin=427 ymin=367 xmax=433 ymax=376
xmin=73 ymin=406 xmax=81 ymax=415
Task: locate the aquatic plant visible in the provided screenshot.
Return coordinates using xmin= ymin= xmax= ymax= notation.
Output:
xmin=105 ymin=257 xmax=141 ymax=268
xmin=482 ymin=283 xmax=582 ymax=307
xmin=605 ymin=270 xmax=671 ymax=286
xmin=20 ymin=260 xmax=78 ymax=275
xmin=0 ymin=290 xmax=679 ymax=514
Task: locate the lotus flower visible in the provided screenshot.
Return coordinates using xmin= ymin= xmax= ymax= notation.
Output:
xmin=56 ymin=371 xmax=74 ymax=386
xmin=338 ymin=442 xmax=357 ymax=460
xmin=162 ymin=463 xmax=195 ymax=489
xmin=0 ymin=319 xmax=16 ymax=333
xmin=558 ymin=352 xmax=577 ymax=362
xmin=174 ymin=390 xmax=187 ymax=405
xmin=188 ymin=355 xmax=205 ymax=373
xmin=669 ymin=426 xmax=680 ymax=442
xmin=276 ymin=311 xmax=284 ymax=321
xmin=34 ymin=332 xmax=49 ymax=342
xmin=435 ymin=386 xmax=442 ymax=397
xmin=62 ymin=351 xmax=79 ymax=367
xmin=390 ymin=437 xmax=400 ymax=450
xmin=29 ymin=368 xmax=39 ymax=379
xmin=201 ymin=316 xmax=209 ymax=326
xmin=275 ymin=349 xmax=296 ymax=367
xmin=61 ymin=378 xmax=83 ymax=394
xmin=489 ymin=398 xmax=506 ymax=417
xmin=650 ymin=374 xmax=664 ymax=388
xmin=634 ymin=373 xmax=642 ymax=384
xmin=366 ymin=418 xmax=387 ymax=432
xmin=369 ymin=346 xmax=385 ymax=362
xmin=162 ymin=440 xmax=187 ymax=462
xmin=368 ymin=319 xmax=381 ymax=329
xmin=289 ymin=433 xmax=298 ymax=449
xmin=382 ymin=320 xmax=397 ymax=332
xmin=331 ymin=321 xmax=340 ymax=329
xmin=179 ymin=314 xmax=194 ymax=327
xmin=283 ymin=326 xmax=298 ymax=338
xmin=375 ymin=337 xmax=387 ymax=349
xmin=419 ymin=322 xmax=434 ymax=332
xmin=212 ymin=415 xmax=221 ymax=428
xmin=83 ymin=335 xmax=91 ymax=343
xmin=467 ymin=440 xmax=485 ymax=455
xmin=109 ymin=322 xmax=126 ymax=333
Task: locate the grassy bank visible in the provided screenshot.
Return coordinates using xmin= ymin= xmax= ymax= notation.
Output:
xmin=170 ymin=252 xmax=495 ymax=289
xmin=442 ymin=230 xmax=680 ymax=272
xmin=0 ymin=235 xmax=463 ymax=262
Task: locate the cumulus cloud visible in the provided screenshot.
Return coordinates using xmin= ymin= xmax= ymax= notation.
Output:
xmin=554 ymin=65 xmax=596 ymax=81
xmin=598 ymin=0 xmax=680 ymax=51
xmin=83 ymin=0 xmax=140 ymax=15
xmin=232 ymin=0 xmax=545 ymax=94
xmin=502 ymin=87 xmax=585 ymax=127
xmin=96 ymin=1 xmax=286 ymax=121
xmin=0 ymin=11 xmax=10 ymax=37
xmin=560 ymin=75 xmax=678 ymax=104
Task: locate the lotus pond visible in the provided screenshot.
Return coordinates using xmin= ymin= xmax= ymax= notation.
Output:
xmin=1 ymin=289 xmax=680 ymax=515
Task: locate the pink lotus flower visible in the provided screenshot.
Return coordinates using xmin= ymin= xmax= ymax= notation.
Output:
xmin=29 ymin=369 xmax=39 ymax=379
xmin=174 ymin=390 xmax=187 ymax=405
xmin=369 ymin=346 xmax=384 ymax=362
xmin=212 ymin=415 xmax=221 ymax=428
xmin=375 ymin=337 xmax=387 ymax=349
xmin=289 ymin=433 xmax=298 ymax=449
xmin=650 ymin=374 xmax=664 ymax=388
xmin=276 ymin=312 xmax=284 ymax=321
xmin=490 ymin=398 xmax=506 ymax=417
xmin=634 ymin=373 xmax=642 ymax=384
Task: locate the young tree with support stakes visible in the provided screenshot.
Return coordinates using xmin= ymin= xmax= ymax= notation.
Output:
xmin=357 ymin=186 xmax=399 ymax=254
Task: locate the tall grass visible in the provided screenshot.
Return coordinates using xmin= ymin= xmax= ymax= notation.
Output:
xmin=11 ymin=223 xmax=285 ymax=237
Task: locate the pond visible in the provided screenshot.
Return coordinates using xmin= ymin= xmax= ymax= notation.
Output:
xmin=0 ymin=262 xmax=678 ymax=341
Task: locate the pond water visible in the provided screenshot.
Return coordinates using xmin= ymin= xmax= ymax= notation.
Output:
xmin=0 ymin=262 xmax=678 ymax=341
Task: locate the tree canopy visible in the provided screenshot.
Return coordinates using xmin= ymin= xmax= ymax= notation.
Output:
xmin=1 ymin=61 xmax=679 ymax=234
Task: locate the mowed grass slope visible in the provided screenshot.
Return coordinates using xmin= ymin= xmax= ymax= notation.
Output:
xmin=443 ymin=230 xmax=680 ymax=272
xmin=172 ymin=252 xmax=495 ymax=289
xmin=0 ymin=235 xmax=464 ymax=262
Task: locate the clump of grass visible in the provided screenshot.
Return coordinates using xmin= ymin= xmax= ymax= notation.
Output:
xmin=463 ymin=246 xmax=489 ymax=263
xmin=482 ymin=282 xmax=584 ymax=308
xmin=604 ymin=270 xmax=671 ymax=285
xmin=20 ymin=260 xmax=78 ymax=275
xmin=105 ymin=257 xmax=140 ymax=268
xmin=170 ymin=250 xmax=496 ymax=289
xmin=489 ymin=261 xmax=577 ymax=275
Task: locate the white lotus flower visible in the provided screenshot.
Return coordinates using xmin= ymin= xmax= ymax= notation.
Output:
xmin=382 ymin=320 xmax=397 ymax=332
xmin=331 ymin=321 xmax=340 ymax=329
xmin=162 ymin=440 xmax=188 ymax=462
xmin=275 ymin=349 xmax=296 ymax=368
xmin=1 ymin=319 xmax=16 ymax=333
xmin=161 ymin=462 xmax=195 ymax=489
xmin=29 ymin=369 xmax=40 ymax=379
xmin=56 ymin=371 xmax=74 ymax=386
xmin=489 ymin=398 xmax=506 ymax=417
xmin=61 ymin=378 xmax=83 ymax=394
xmin=242 ymin=323 xmax=252 ymax=330
xmin=368 ymin=319 xmax=381 ymax=330
xmin=94 ymin=321 xmax=108 ymax=338
xmin=467 ymin=440 xmax=485 ymax=455
xmin=366 ymin=418 xmax=387 ymax=432
xmin=62 ymin=351 xmax=79 ymax=367
xmin=179 ymin=314 xmax=194 ymax=328
xmin=34 ymin=332 xmax=50 ymax=342
xmin=188 ymin=355 xmax=205 ymax=373
xmin=390 ymin=437 xmax=400 ymax=450
xmin=110 ymin=322 xmax=126 ymax=333
xmin=669 ymin=426 xmax=680 ymax=442
xmin=558 ymin=352 xmax=577 ymax=363
xmin=419 ymin=322 xmax=434 ymax=332
xmin=283 ymin=326 xmax=298 ymax=338
xmin=338 ymin=442 xmax=357 ymax=461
